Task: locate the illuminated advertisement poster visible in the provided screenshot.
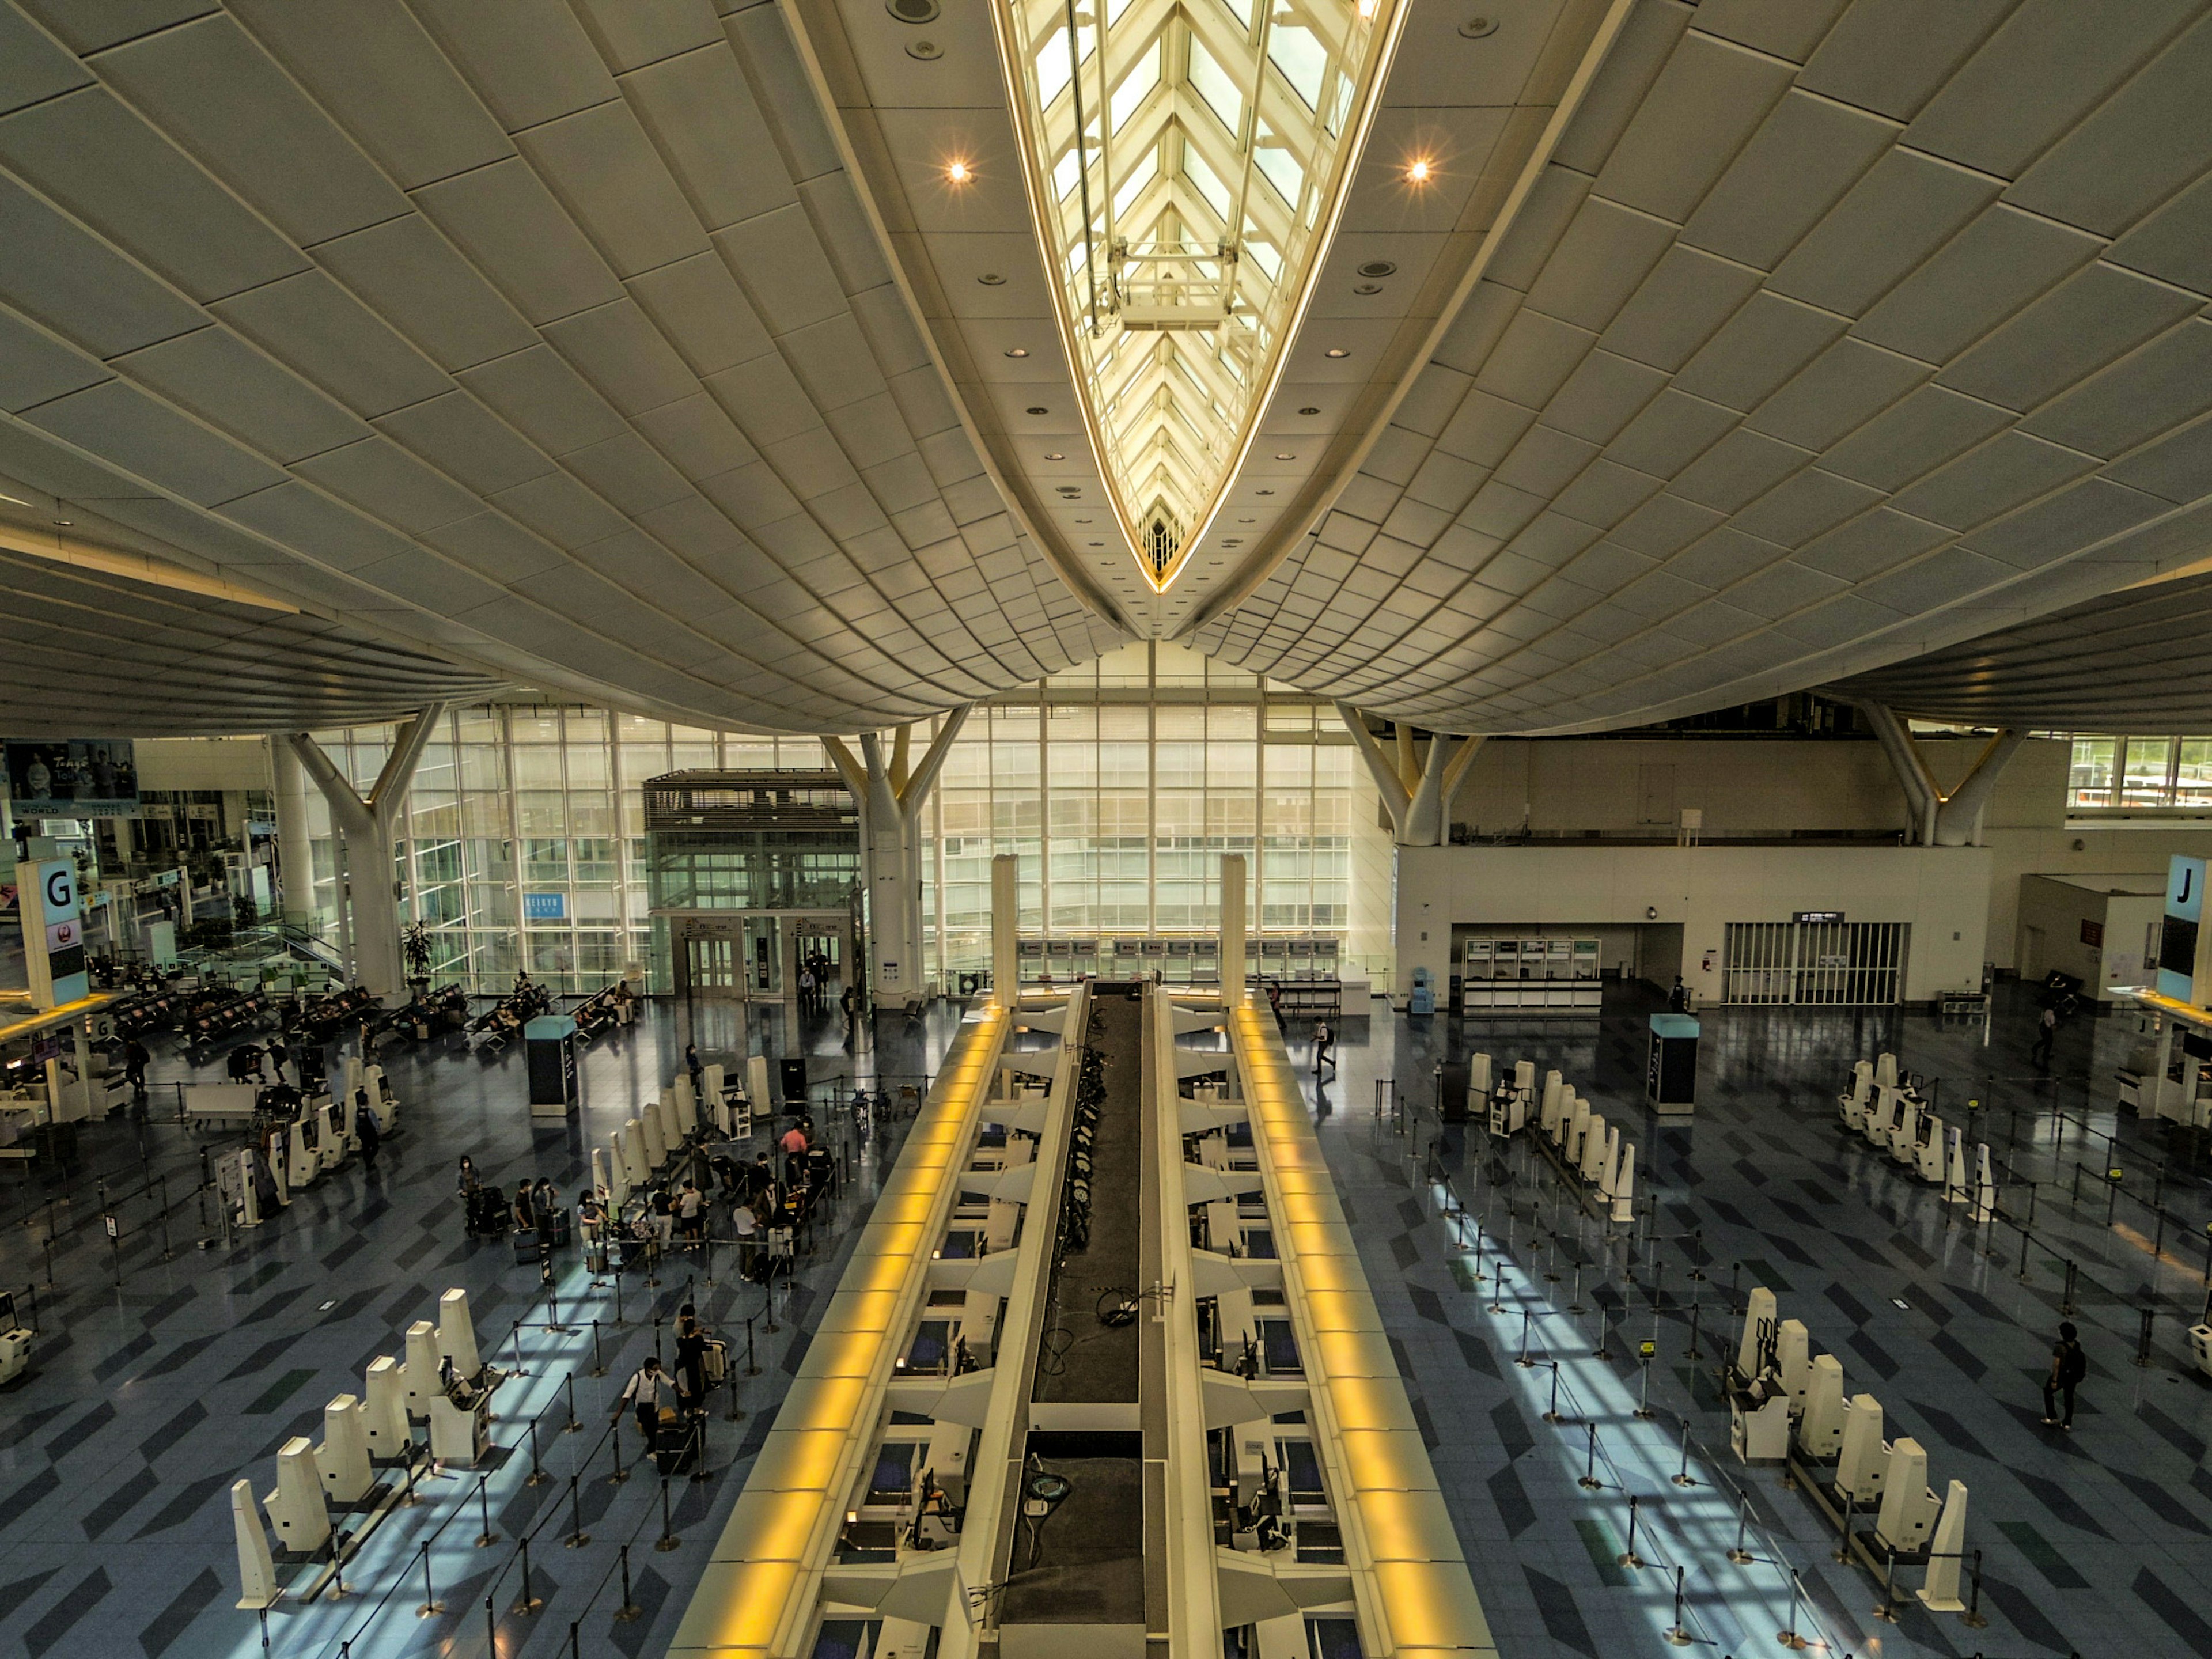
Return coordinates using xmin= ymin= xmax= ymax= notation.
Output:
xmin=3 ymin=739 xmax=139 ymax=816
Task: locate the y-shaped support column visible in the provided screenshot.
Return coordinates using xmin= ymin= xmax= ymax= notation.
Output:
xmin=825 ymin=707 xmax=972 ymax=1008
xmin=1335 ymin=704 xmax=1485 ymax=846
xmin=287 ymin=704 xmax=444 ymax=998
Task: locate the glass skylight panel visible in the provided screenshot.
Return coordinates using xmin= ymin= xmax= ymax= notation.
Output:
xmin=1183 ymin=148 xmax=1232 ymax=220
xmin=1035 ymin=26 xmax=1076 ymax=104
xmin=1112 ymin=37 xmax=1162 ymax=132
xmin=1113 ymin=146 xmax=1158 ymax=218
xmin=1254 ymin=124 xmax=1302 ymax=207
xmin=1268 ymin=21 xmax=1328 ymax=109
xmin=1002 ymin=0 xmax=1398 ymax=590
xmin=1187 ymin=36 xmax=1243 ymax=134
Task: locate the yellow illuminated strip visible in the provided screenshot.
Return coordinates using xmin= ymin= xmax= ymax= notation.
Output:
xmin=1233 ymin=1006 xmax=1495 ymax=1657
xmin=670 ymin=1007 xmax=1012 ymax=1656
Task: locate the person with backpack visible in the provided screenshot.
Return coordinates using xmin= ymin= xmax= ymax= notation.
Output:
xmin=2042 ymin=1320 xmax=2086 ymax=1429
xmin=617 ymin=1357 xmax=674 ymax=1445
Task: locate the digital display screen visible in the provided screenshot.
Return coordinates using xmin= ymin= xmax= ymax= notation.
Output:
xmin=4 ymin=739 xmax=138 ymax=816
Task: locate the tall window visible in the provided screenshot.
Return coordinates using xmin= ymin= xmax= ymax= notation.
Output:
xmin=924 ymin=641 xmax=1363 ymax=978
xmin=304 ymin=664 xmax=1379 ymax=993
xmin=304 ymin=710 xmax=826 ymax=993
xmin=2065 ymin=734 xmax=2212 ymax=811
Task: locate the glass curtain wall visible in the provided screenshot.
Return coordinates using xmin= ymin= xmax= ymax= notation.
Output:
xmin=923 ymin=641 xmax=1369 ymax=979
xmin=301 ymin=649 xmax=1379 ymax=995
xmin=2065 ymin=735 xmax=2212 ymax=810
xmin=301 ymin=709 xmax=824 ymax=993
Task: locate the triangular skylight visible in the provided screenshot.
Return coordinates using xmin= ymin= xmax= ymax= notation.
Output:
xmin=995 ymin=0 xmax=1401 ymax=592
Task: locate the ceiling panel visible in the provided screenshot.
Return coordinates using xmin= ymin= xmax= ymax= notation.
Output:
xmin=1192 ymin=0 xmax=2212 ymax=734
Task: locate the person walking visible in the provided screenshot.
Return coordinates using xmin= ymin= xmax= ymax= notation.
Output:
xmin=2042 ymin=1320 xmax=2086 ymax=1429
xmin=1666 ymin=976 xmax=1688 ymax=1013
xmin=1312 ymin=1018 xmax=1335 ymax=1078
xmin=2031 ymin=1005 xmax=2058 ymax=1069
xmin=356 ymin=1100 xmax=382 ymax=1173
xmin=123 ymin=1035 xmax=150 ymax=1102
xmin=266 ymin=1036 xmax=289 ymax=1084
xmin=798 ymin=966 xmax=816 ymax=1017
xmin=673 ymin=1310 xmax=709 ymax=1414
xmin=618 ymin=1357 xmax=673 ymax=1446
xmin=685 ymin=1041 xmax=704 ymax=1097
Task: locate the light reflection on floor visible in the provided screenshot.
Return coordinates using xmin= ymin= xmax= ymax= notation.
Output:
xmin=1428 ymin=1144 xmax=1938 ymax=1659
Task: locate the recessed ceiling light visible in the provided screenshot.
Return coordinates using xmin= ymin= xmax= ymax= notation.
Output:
xmin=1075 ymin=517 xmax=1092 ymax=524
xmin=945 ymin=160 xmax=970 ymax=183
xmin=1256 ymin=489 xmax=1275 ymax=497
xmin=1459 ymin=16 xmax=1499 ymax=38
xmin=1237 ymin=517 xmax=1255 ymax=524
xmin=1043 ymin=452 xmax=1065 ymax=460
xmin=1354 ymin=282 xmax=1381 ymax=296
xmin=887 ymin=0 xmax=940 ymax=20
xmin=51 ymin=518 xmax=71 ymax=527
xmin=906 ymin=39 xmax=942 ymax=60
xmin=1406 ymin=158 xmax=1433 ymax=184
xmin=978 ymin=271 xmax=1005 ymax=286
xmin=1274 ymin=452 xmax=1295 ymax=460
xmin=1298 ymin=406 xmax=1320 ymax=415
xmin=1324 ymin=347 xmax=1350 ymax=358
xmin=1357 ymin=260 xmax=1397 ymax=279
xmin=1005 ymin=347 xmax=1029 ymax=358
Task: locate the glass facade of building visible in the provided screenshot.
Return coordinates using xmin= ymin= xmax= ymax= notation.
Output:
xmin=301 ymin=642 xmax=1383 ymax=993
xmin=2065 ymin=735 xmax=2212 ymax=810
xmin=301 ymin=712 xmax=827 ymax=991
xmin=925 ymin=642 xmax=1366 ymax=974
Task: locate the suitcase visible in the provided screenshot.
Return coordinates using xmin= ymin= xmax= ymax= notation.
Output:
xmin=653 ymin=1411 xmax=698 ymax=1475
xmin=512 ymin=1227 xmax=542 ymax=1263
xmin=544 ymin=1209 xmax=572 ymax=1248
xmin=702 ymin=1339 xmax=727 ymax=1385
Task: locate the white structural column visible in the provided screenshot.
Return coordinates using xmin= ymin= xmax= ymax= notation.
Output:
xmin=287 ymin=704 xmax=445 ymax=999
xmin=1219 ymin=852 xmax=1247 ymax=1005
xmin=991 ymin=853 xmax=1018 ymax=1005
xmin=1859 ymin=703 xmax=2024 ymax=847
xmin=267 ymin=736 xmax=316 ymax=927
xmin=825 ymin=709 xmax=971 ymax=1008
xmin=1336 ymin=704 xmax=1484 ymax=846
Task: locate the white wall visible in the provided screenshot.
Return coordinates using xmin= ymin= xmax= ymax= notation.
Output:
xmin=1985 ymin=825 xmax=2212 ymax=969
xmin=1397 ymin=843 xmax=1991 ymax=1005
xmin=2015 ymin=874 xmax=2168 ymax=1001
xmin=1448 ymin=735 xmax=1903 ymax=839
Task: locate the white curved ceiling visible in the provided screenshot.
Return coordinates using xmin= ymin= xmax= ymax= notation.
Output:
xmin=0 ymin=542 xmax=505 ymax=735
xmin=0 ymin=0 xmax=1126 ymax=735
xmin=0 ymin=0 xmax=2207 ymax=740
xmin=1191 ymin=0 xmax=2212 ymax=733
xmin=1830 ymin=568 xmax=2212 ymax=733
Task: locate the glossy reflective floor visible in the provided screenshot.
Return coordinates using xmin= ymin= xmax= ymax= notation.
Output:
xmin=1302 ymin=980 xmax=2212 ymax=1659
xmin=0 ymin=993 xmax=960 ymax=1659
xmin=3 ymin=979 xmax=2205 ymax=1657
